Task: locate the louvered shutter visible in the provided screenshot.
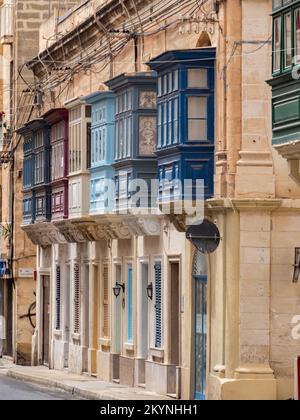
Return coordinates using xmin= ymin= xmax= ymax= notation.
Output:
xmin=74 ymin=263 xmax=80 ymax=334
xmin=154 ymin=263 xmax=162 ymax=348
xmin=127 ymin=265 xmax=133 ymax=343
xmin=56 ymin=266 xmax=61 ymax=330
xmin=103 ymin=264 xmax=110 ymax=338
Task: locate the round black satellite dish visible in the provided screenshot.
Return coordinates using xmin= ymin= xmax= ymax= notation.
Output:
xmin=186 ymin=219 xmax=221 ymax=254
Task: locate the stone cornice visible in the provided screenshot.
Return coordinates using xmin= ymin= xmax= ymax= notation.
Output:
xmin=22 ymin=223 xmax=66 ymax=247
xmin=274 ymin=140 xmax=300 ymax=160
xmin=207 ymin=198 xmax=282 ymax=212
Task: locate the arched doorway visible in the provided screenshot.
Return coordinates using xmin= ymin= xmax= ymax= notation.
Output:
xmin=193 ymin=249 xmax=208 ymax=400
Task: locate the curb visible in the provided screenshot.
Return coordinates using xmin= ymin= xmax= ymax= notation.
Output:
xmin=6 ymin=369 xmax=117 ymax=400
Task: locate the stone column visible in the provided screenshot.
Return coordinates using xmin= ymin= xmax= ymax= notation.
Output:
xmin=225 ymin=209 xmax=241 ymax=378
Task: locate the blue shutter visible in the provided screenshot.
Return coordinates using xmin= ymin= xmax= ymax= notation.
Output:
xmin=127 ymin=264 xmax=133 ymax=343
xmin=154 ymin=263 xmax=162 ymax=348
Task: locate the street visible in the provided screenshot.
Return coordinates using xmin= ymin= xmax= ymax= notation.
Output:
xmin=0 ymin=375 xmax=80 ymax=400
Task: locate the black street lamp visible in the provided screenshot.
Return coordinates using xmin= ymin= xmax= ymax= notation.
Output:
xmin=146 ymin=283 xmax=153 ymax=300
xmin=113 ymin=282 xmax=125 ymax=298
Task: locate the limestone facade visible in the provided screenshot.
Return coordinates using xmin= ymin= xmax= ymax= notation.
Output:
xmin=6 ymin=0 xmax=300 ymax=400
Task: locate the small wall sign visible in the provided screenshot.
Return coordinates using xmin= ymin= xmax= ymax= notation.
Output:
xmin=19 ymin=269 xmax=35 ymax=278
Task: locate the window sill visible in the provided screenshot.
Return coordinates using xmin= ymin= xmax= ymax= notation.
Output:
xmin=124 ymin=342 xmax=135 ymax=352
xmin=54 ymin=330 xmax=63 ymax=339
xmin=99 ymin=338 xmax=111 ymax=347
xmin=72 ymin=333 xmax=81 ymax=342
xmin=149 ymin=347 xmax=164 ymax=360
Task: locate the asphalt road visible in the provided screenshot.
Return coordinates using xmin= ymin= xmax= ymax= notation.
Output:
xmin=0 ymin=375 xmax=80 ymax=400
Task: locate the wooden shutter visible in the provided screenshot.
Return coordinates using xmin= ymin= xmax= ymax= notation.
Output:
xmin=55 ymin=266 xmax=61 ymax=330
xmin=74 ymin=263 xmax=80 ymax=334
xmin=103 ymin=264 xmax=110 ymax=338
xmin=127 ymin=265 xmax=133 ymax=343
xmin=154 ymin=263 xmax=162 ymax=348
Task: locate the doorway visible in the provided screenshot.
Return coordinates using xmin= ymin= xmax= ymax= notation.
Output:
xmin=5 ymin=280 xmax=13 ymax=357
xmin=91 ymin=264 xmax=99 ymax=376
xmin=113 ymin=264 xmax=122 ymax=381
xmin=137 ymin=263 xmax=149 ymax=386
xmin=83 ymin=265 xmax=90 ymax=373
xmin=0 ymin=279 xmax=13 ymax=357
xmin=64 ymin=265 xmax=71 ymax=368
xmin=193 ymin=251 xmax=208 ymax=401
xmin=42 ymin=275 xmax=50 ymax=365
xmin=170 ymin=262 xmax=180 ymax=367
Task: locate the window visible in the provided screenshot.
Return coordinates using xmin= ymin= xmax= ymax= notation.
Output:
xmin=116 ymin=92 xmax=132 ymax=160
xmin=295 ymin=8 xmax=300 ymax=61
xmin=173 ymin=70 xmax=179 ymax=91
xmin=52 ymin=142 xmax=64 ymax=181
xmin=69 ymin=106 xmax=82 ymax=173
xmin=91 ymin=127 xmax=106 ymax=165
xmin=188 ymin=68 xmax=208 ymax=89
xmin=69 ymin=181 xmax=80 ymax=211
xmin=55 ymin=266 xmax=61 ymax=330
xmin=188 ymin=96 xmax=208 ymax=141
xmin=103 ymin=264 xmax=110 ymax=338
xmin=273 ymin=16 xmax=281 ymax=72
xmin=51 ymin=122 xmax=65 ymax=181
xmin=74 ymin=263 xmax=80 ymax=334
xmin=52 ymin=190 xmax=64 ymax=214
xmin=35 ymin=151 xmax=44 ymax=184
xmin=154 ymin=262 xmax=162 ymax=348
xmin=35 ymin=131 xmax=43 ymax=148
xmin=23 ymin=197 xmax=32 ymax=221
xmin=127 ymin=264 xmax=133 ymax=344
xmin=158 ymin=104 xmax=162 ymax=148
xmin=36 ymin=195 xmax=45 ymax=217
xmin=173 ymin=98 xmax=179 ymax=143
xmin=284 ymin=13 xmax=292 ymax=68
xmin=163 ymin=102 xmax=167 ymax=147
xmin=168 ymin=101 xmax=172 ymax=145
xmin=23 ymin=156 xmax=33 ymax=189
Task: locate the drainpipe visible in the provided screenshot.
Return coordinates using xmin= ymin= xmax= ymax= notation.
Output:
xmin=225 ymin=0 xmax=242 ymax=197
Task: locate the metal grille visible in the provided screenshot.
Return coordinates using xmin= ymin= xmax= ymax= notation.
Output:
xmin=74 ymin=263 xmax=80 ymax=334
xmin=56 ymin=265 xmax=61 ymax=330
xmin=154 ymin=263 xmax=162 ymax=348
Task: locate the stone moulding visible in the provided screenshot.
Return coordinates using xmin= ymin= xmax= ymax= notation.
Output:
xmin=21 ymin=223 xmax=66 ymax=247
xmin=274 ymin=139 xmax=300 ymax=160
xmin=207 ymin=198 xmax=283 ymax=213
xmin=22 ymin=214 xmax=163 ymax=244
xmin=122 ymin=214 xmax=163 ymax=236
xmin=54 ymin=216 xmax=132 ymax=242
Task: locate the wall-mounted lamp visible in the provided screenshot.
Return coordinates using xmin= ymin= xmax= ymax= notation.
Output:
xmin=113 ymin=282 xmax=125 ymax=298
xmin=147 ymin=283 xmax=153 ymax=300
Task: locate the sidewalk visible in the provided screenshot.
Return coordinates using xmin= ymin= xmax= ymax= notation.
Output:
xmin=5 ymin=364 xmax=172 ymax=400
xmin=0 ymin=357 xmax=15 ymax=374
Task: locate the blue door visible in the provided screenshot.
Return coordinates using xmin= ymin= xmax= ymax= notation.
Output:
xmin=194 ymin=274 xmax=207 ymax=400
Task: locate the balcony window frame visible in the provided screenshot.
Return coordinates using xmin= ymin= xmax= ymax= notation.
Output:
xmin=115 ymin=89 xmax=133 ymax=161
xmin=51 ymin=120 xmax=66 ymax=182
xmin=271 ymin=2 xmax=300 ymax=76
xmin=284 ymin=11 xmax=293 ymax=69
